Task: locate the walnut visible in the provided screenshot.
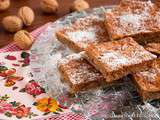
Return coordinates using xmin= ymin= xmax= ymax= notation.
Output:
xmin=70 ymin=0 xmax=90 ymax=12
xmin=14 ymin=30 xmax=33 ymax=50
xmin=40 ymin=0 xmax=59 ymax=13
xmin=18 ymin=6 xmax=35 ymax=26
xmin=0 ymin=0 xmax=10 ymax=11
xmin=2 ymin=15 xmax=23 ymax=33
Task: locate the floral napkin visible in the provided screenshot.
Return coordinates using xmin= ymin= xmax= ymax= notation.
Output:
xmin=0 ymin=51 xmax=85 ymax=120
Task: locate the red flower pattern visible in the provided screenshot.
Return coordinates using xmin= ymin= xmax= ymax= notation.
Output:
xmin=0 ymin=52 xmax=67 ymax=119
xmin=0 ymin=97 xmax=35 ymax=119
xmin=14 ymin=105 xmax=31 ymax=118
xmin=0 ymin=101 xmax=13 ymax=113
xmin=25 ymin=80 xmax=44 ymax=96
xmin=0 ymin=67 xmax=23 ymax=87
xmin=5 ymin=55 xmax=17 ymax=61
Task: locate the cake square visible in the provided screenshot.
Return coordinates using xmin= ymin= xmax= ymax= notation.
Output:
xmin=131 ymin=60 xmax=160 ymax=101
xmin=56 ymin=15 xmax=109 ymax=52
xmin=105 ymin=0 xmax=160 ymax=44
xmin=145 ymin=43 xmax=160 ymax=56
xmin=57 ymin=52 xmax=105 ymax=93
xmin=85 ymin=37 xmax=157 ymax=83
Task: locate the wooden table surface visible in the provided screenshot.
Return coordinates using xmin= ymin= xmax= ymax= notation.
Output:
xmin=0 ymin=0 xmax=152 ymax=48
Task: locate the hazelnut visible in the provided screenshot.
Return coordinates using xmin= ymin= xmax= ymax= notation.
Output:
xmin=18 ymin=6 xmax=35 ymax=26
xmin=70 ymin=0 xmax=90 ymax=12
xmin=14 ymin=30 xmax=33 ymax=50
xmin=40 ymin=0 xmax=59 ymax=13
xmin=0 ymin=0 xmax=10 ymax=11
xmin=2 ymin=15 xmax=23 ymax=33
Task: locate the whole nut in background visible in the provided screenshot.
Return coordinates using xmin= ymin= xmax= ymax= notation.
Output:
xmin=70 ymin=0 xmax=90 ymax=12
xmin=2 ymin=16 xmax=23 ymax=33
xmin=18 ymin=6 xmax=35 ymax=26
xmin=40 ymin=0 xmax=59 ymax=13
xmin=14 ymin=30 xmax=33 ymax=50
xmin=0 ymin=0 xmax=10 ymax=11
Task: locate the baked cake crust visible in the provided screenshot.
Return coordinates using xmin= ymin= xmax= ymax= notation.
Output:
xmin=132 ymin=59 xmax=160 ymax=101
xmin=145 ymin=43 xmax=160 ymax=56
xmin=85 ymin=37 xmax=157 ymax=83
xmin=57 ymin=52 xmax=105 ymax=93
xmin=56 ymin=15 xmax=109 ymax=52
xmin=105 ymin=0 xmax=160 ymax=44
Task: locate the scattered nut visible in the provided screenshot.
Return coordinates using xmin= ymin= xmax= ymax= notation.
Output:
xmin=0 ymin=0 xmax=10 ymax=11
xmin=2 ymin=16 xmax=23 ymax=33
xmin=70 ymin=0 xmax=90 ymax=12
xmin=40 ymin=0 xmax=59 ymax=13
xmin=18 ymin=6 xmax=35 ymax=26
xmin=14 ymin=30 xmax=33 ymax=50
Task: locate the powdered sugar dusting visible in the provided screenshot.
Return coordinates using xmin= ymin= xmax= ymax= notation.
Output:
xmin=119 ymin=14 xmax=142 ymax=30
xmin=106 ymin=0 xmax=160 ymax=38
xmin=120 ymin=14 xmax=141 ymax=23
xmin=68 ymin=62 xmax=103 ymax=85
xmin=100 ymin=51 xmax=129 ymax=70
xmin=66 ymin=27 xmax=97 ymax=42
xmin=58 ymin=53 xmax=104 ymax=85
xmin=94 ymin=38 xmax=157 ymax=71
xmin=116 ymin=12 xmax=150 ymax=35
xmin=58 ymin=53 xmax=82 ymax=67
xmin=60 ymin=15 xmax=109 ymax=50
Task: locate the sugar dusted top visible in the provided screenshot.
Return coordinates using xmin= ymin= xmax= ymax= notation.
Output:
xmin=58 ymin=15 xmax=109 ymax=49
xmin=134 ymin=60 xmax=160 ymax=91
xmin=58 ymin=52 xmax=83 ymax=67
xmin=105 ymin=0 xmax=160 ymax=39
xmin=87 ymin=37 xmax=157 ymax=71
xmin=58 ymin=53 xmax=104 ymax=85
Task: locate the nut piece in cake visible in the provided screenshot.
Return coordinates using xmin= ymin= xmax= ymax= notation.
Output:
xmin=105 ymin=0 xmax=160 ymax=44
xmin=57 ymin=52 xmax=105 ymax=93
xmin=56 ymin=15 xmax=109 ymax=52
xmin=131 ymin=60 xmax=160 ymax=101
xmin=85 ymin=37 xmax=157 ymax=83
xmin=145 ymin=43 xmax=160 ymax=56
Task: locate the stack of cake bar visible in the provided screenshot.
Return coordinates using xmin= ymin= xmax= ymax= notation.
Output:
xmin=56 ymin=0 xmax=160 ymax=101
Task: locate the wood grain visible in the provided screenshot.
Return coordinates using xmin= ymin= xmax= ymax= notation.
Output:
xmin=0 ymin=0 xmax=153 ymax=48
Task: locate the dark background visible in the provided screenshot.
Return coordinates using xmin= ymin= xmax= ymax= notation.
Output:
xmin=0 ymin=0 xmax=154 ymax=48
